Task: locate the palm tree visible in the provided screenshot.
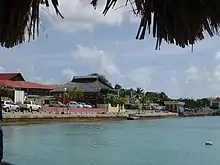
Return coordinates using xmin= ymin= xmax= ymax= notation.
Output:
xmin=64 ymin=88 xmax=83 ymax=110
xmin=114 ymin=84 xmax=122 ymax=90
xmin=129 ymin=88 xmax=134 ymax=98
xmin=114 ymin=84 xmax=122 ymax=98
xmin=117 ymin=97 xmax=127 ymax=113
xmin=139 ymin=94 xmax=150 ymax=112
xmin=135 ymin=88 xmax=144 ymax=99
xmin=158 ymin=92 xmax=169 ymax=105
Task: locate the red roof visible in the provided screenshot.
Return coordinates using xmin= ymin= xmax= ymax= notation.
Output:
xmin=212 ymin=98 xmax=220 ymax=102
xmin=0 ymin=80 xmax=58 ymax=89
xmin=0 ymin=73 xmax=22 ymax=80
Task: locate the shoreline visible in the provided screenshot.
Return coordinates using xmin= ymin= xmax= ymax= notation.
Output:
xmin=1 ymin=112 xmax=178 ymax=126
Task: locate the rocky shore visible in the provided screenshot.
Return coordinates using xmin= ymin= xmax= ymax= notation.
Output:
xmin=181 ymin=110 xmax=220 ymax=117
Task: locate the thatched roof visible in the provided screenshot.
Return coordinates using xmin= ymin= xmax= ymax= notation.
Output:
xmin=51 ymin=76 xmax=114 ymax=93
xmin=1 ymin=0 xmax=220 ymax=49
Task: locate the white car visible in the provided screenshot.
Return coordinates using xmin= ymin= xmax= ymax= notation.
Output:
xmin=1 ymin=100 xmax=20 ymax=112
xmin=19 ymin=101 xmax=41 ymax=112
xmin=68 ymin=101 xmax=83 ymax=108
xmin=79 ymin=102 xmax=92 ymax=108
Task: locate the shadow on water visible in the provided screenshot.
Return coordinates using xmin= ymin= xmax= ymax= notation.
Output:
xmin=1 ymin=162 xmax=15 ymax=165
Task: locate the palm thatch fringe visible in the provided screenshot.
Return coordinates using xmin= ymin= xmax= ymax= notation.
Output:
xmin=1 ymin=0 xmax=220 ymax=49
xmin=0 ymin=0 xmax=63 ymax=48
xmin=91 ymin=0 xmax=220 ymax=49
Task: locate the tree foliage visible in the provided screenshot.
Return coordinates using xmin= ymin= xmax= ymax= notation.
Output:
xmin=105 ymin=95 xmax=127 ymax=107
xmin=178 ymin=98 xmax=210 ymax=109
xmin=0 ymin=86 xmax=13 ymax=99
xmin=64 ymin=88 xmax=83 ymax=100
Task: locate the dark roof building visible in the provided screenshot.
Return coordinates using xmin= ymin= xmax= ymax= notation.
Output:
xmin=52 ymin=76 xmax=114 ymax=93
xmin=51 ymin=76 xmax=115 ymax=106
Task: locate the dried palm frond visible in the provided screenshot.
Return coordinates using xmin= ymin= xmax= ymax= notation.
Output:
xmin=1 ymin=0 xmax=220 ymax=49
xmin=91 ymin=0 xmax=220 ymax=49
xmin=0 ymin=0 xmax=63 ymax=48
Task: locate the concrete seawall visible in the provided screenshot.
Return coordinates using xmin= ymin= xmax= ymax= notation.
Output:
xmin=2 ymin=112 xmax=178 ymax=125
xmin=182 ymin=111 xmax=220 ymax=117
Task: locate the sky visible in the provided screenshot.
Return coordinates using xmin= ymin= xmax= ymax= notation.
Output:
xmin=0 ymin=0 xmax=220 ymax=98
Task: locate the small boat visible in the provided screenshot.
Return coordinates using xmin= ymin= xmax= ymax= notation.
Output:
xmin=126 ymin=114 xmax=140 ymax=120
xmin=205 ymin=140 xmax=212 ymax=145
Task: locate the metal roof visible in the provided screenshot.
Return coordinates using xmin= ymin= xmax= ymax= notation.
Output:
xmin=0 ymin=80 xmax=58 ymax=89
xmin=0 ymin=73 xmax=24 ymax=80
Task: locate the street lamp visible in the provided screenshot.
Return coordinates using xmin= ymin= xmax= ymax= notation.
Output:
xmin=63 ymin=88 xmax=67 ymax=113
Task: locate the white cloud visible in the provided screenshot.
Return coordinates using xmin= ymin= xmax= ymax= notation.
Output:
xmin=16 ymin=68 xmax=21 ymax=72
xmin=215 ymin=52 xmax=220 ymax=61
xmin=0 ymin=66 xmax=5 ymax=72
xmin=126 ymin=67 xmax=152 ymax=88
xmin=33 ymin=76 xmax=43 ymax=82
xmin=62 ymin=68 xmax=76 ymax=80
xmin=44 ymin=78 xmax=57 ymax=84
xmin=164 ymin=74 xmax=181 ymax=98
xmin=72 ymin=45 xmax=120 ymax=76
xmin=214 ymin=65 xmax=220 ymax=82
xmin=42 ymin=0 xmax=130 ymax=32
xmin=185 ymin=65 xmax=199 ymax=83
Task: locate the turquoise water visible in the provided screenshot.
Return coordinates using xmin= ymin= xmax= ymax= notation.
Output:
xmin=3 ymin=117 xmax=220 ymax=165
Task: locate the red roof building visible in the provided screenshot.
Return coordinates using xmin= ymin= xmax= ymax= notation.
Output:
xmin=211 ymin=98 xmax=220 ymax=103
xmin=0 ymin=73 xmax=58 ymax=90
xmin=0 ymin=73 xmax=25 ymax=81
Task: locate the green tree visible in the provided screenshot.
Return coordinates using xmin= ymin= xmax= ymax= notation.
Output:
xmin=64 ymin=88 xmax=83 ymax=108
xmin=0 ymin=86 xmax=13 ymax=112
xmin=116 ymin=97 xmax=127 ymax=113
xmin=135 ymin=88 xmax=144 ymax=99
xmin=114 ymin=84 xmax=122 ymax=90
xmin=114 ymin=84 xmax=122 ymax=98
xmin=196 ymin=98 xmax=210 ymax=107
xmin=0 ymin=86 xmax=13 ymax=101
xmin=139 ymin=94 xmax=150 ymax=111
xmin=105 ymin=95 xmax=118 ymax=107
xmin=158 ymin=92 xmax=169 ymax=105
xmin=128 ymin=88 xmax=134 ymax=98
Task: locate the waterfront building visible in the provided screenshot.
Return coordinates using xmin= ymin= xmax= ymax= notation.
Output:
xmin=164 ymin=101 xmax=185 ymax=112
xmin=210 ymin=98 xmax=220 ymax=110
xmin=51 ymin=75 xmax=116 ymax=107
xmin=0 ymin=73 xmax=58 ymax=96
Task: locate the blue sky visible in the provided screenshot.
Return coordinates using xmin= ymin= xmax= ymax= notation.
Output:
xmin=0 ymin=0 xmax=220 ymax=98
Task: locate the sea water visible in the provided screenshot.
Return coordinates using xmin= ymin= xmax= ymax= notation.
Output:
xmin=3 ymin=117 xmax=220 ymax=165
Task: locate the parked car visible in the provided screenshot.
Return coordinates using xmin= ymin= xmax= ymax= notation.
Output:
xmin=68 ymin=101 xmax=83 ymax=108
xmin=19 ymin=101 xmax=41 ymax=112
xmin=49 ymin=101 xmax=67 ymax=107
xmin=78 ymin=102 xmax=92 ymax=108
xmin=1 ymin=100 xmax=20 ymax=112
